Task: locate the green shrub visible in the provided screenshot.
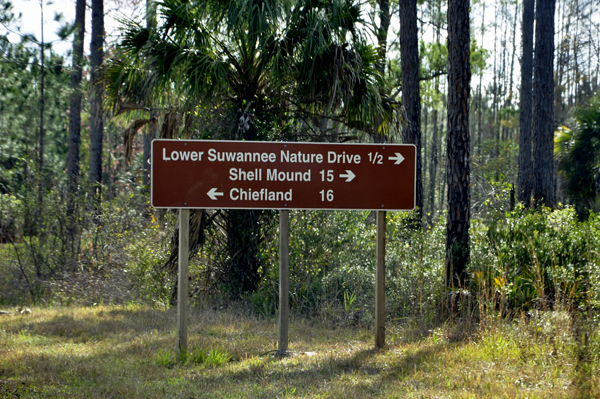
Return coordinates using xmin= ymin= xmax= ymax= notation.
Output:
xmin=472 ymin=206 xmax=598 ymax=312
xmin=126 ymin=213 xmax=173 ymax=306
xmin=385 ymin=212 xmax=446 ymax=321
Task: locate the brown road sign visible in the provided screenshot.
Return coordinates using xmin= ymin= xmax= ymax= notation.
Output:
xmin=151 ymin=140 xmax=416 ymax=210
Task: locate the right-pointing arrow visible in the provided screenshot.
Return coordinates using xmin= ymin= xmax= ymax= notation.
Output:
xmin=339 ymin=170 xmax=356 ymax=182
xmin=389 ymin=153 xmax=405 ymax=165
xmin=207 ymin=188 xmax=224 ymax=200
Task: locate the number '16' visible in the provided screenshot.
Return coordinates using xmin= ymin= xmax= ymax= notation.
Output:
xmin=319 ymin=190 xmax=334 ymax=202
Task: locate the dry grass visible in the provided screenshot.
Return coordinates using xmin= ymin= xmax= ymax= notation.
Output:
xmin=1 ymin=305 xmax=599 ymax=398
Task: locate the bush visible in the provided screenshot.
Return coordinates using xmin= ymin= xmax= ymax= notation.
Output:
xmin=0 ymin=185 xmax=157 ymax=306
xmin=385 ymin=212 xmax=446 ymax=321
xmin=471 ymin=206 xmax=600 ymax=313
xmin=249 ymin=210 xmax=446 ymax=325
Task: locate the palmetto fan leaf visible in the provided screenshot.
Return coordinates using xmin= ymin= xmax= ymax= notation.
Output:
xmin=556 ymin=100 xmax=600 ymax=217
xmin=105 ymin=0 xmax=389 ymax=139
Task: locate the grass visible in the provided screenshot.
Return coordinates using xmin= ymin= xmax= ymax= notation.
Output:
xmin=0 ymin=305 xmax=599 ymax=398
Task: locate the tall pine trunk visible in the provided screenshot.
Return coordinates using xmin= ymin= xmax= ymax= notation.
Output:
xmin=429 ymin=15 xmax=442 ymax=222
xmin=89 ymin=0 xmax=104 ymax=209
xmin=66 ymin=0 xmax=86 ymax=240
xmin=532 ymin=0 xmax=556 ymax=207
xmin=517 ymin=0 xmax=534 ymax=207
xmin=373 ymin=0 xmax=390 ymax=143
xmin=143 ymin=0 xmax=156 ymax=196
xmin=505 ymin=2 xmax=519 ymax=141
xmin=476 ymin=0 xmax=485 ymax=155
xmin=429 ymin=85 xmax=439 ymax=222
xmin=446 ymin=0 xmax=471 ymax=288
xmin=376 ymin=0 xmax=390 ymax=75
xmin=37 ymin=1 xmax=45 ymax=234
xmin=400 ymin=0 xmax=422 ymax=220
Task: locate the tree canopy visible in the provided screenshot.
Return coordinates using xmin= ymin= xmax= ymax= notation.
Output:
xmin=106 ymin=0 xmax=393 ymax=143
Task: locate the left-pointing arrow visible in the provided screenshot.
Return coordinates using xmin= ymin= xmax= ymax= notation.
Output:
xmin=207 ymin=188 xmax=224 ymax=200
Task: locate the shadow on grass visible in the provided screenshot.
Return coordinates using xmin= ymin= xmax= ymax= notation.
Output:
xmin=1 ymin=307 xmax=178 ymax=340
xmin=1 ymin=307 xmax=478 ymax=398
xmin=186 ymin=341 xmax=450 ymax=398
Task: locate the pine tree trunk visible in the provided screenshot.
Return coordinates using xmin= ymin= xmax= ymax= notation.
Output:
xmin=143 ymin=0 xmax=156 ymax=196
xmin=376 ymin=0 xmax=390 ymax=75
xmin=422 ymin=104 xmax=429 ymax=215
xmin=66 ymin=0 xmax=85 ymax=239
xmin=429 ymin=80 xmax=439 ymax=221
xmin=400 ymin=0 xmax=422 ymax=220
xmin=517 ymin=0 xmax=534 ymax=207
xmin=446 ymin=0 xmax=471 ymax=288
xmin=373 ymin=0 xmax=390 ymax=142
xmin=506 ymin=2 xmax=518 ymax=141
xmin=37 ymin=1 xmax=45 ymax=234
xmin=89 ymin=0 xmax=104 ymax=209
xmin=477 ymin=0 xmax=485 ymax=155
xmin=532 ymin=0 xmax=556 ymax=207
xmin=492 ymin=1 xmax=499 ymax=157
xmin=439 ymin=93 xmax=447 ymax=214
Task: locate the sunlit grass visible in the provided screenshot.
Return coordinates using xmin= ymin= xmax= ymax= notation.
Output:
xmin=1 ymin=305 xmax=598 ymax=398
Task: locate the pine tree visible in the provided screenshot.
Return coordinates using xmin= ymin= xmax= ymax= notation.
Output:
xmin=445 ymin=0 xmax=471 ymax=288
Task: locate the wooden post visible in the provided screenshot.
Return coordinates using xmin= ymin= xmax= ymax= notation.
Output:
xmin=177 ymin=208 xmax=189 ymax=358
xmin=278 ymin=209 xmax=290 ymax=354
xmin=375 ymin=210 xmax=386 ymax=348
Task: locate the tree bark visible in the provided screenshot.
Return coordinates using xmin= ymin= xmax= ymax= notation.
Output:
xmin=143 ymin=0 xmax=156 ymax=196
xmin=532 ymin=0 xmax=556 ymax=208
xmin=373 ymin=0 xmax=390 ymax=143
xmin=37 ymin=0 xmax=45 ymax=234
xmin=400 ymin=0 xmax=422 ymax=221
xmin=422 ymin=104 xmax=428 ymax=214
xmin=439 ymin=93 xmax=447 ymax=214
xmin=517 ymin=0 xmax=534 ymax=207
xmin=505 ymin=1 xmax=519 ymax=141
xmin=89 ymin=0 xmax=104 ymax=209
xmin=492 ymin=1 xmax=499 ymax=157
xmin=446 ymin=0 xmax=471 ymax=288
xmin=376 ymin=0 xmax=390 ymax=75
xmin=225 ymin=209 xmax=262 ymax=298
xmin=429 ymin=86 xmax=439 ymax=221
xmin=477 ymin=0 xmax=485 ymax=155
xmin=67 ymin=0 xmax=86 ymax=238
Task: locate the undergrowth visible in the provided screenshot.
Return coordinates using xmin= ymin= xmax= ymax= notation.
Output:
xmin=2 ymin=191 xmax=600 ymax=330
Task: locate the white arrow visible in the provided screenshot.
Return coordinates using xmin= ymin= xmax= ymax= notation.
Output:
xmin=207 ymin=188 xmax=224 ymax=200
xmin=339 ymin=170 xmax=356 ymax=182
xmin=389 ymin=153 xmax=405 ymax=165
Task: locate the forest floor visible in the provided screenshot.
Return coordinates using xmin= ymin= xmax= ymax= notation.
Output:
xmin=0 ymin=305 xmax=598 ymax=398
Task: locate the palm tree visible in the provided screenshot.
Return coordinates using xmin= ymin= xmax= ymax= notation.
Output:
xmin=105 ymin=0 xmax=390 ymax=298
